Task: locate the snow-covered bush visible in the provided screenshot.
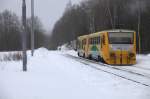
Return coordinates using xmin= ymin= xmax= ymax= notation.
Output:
xmin=0 ymin=52 xmax=22 ymax=61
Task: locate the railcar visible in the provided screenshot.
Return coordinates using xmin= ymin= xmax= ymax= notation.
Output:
xmin=77 ymin=29 xmax=136 ymax=65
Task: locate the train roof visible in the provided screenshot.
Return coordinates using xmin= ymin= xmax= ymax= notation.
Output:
xmin=101 ymin=29 xmax=135 ymax=33
xmin=78 ymin=29 xmax=135 ymax=39
xmin=89 ymin=29 xmax=135 ymax=36
xmin=77 ymin=34 xmax=89 ymax=40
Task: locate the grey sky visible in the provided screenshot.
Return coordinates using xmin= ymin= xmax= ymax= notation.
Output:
xmin=0 ymin=0 xmax=81 ymax=31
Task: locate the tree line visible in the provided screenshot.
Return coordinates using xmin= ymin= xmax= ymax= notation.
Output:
xmin=0 ymin=10 xmax=46 ymax=51
xmin=49 ymin=0 xmax=150 ymax=53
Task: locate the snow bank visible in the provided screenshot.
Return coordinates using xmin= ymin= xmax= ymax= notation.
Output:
xmin=65 ymin=50 xmax=78 ymax=57
xmin=31 ymin=47 xmax=49 ymax=57
xmin=57 ymin=44 xmax=70 ymax=51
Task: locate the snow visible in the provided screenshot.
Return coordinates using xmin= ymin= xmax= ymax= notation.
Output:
xmin=64 ymin=50 xmax=78 ymax=57
xmin=136 ymin=54 xmax=150 ymax=69
xmin=58 ymin=44 xmax=71 ymax=51
xmin=0 ymin=48 xmax=150 ymax=99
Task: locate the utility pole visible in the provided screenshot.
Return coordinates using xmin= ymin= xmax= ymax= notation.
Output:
xmin=89 ymin=14 xmax=95 ymax=33
xmin=113 ymin=5 xmax=117 ymax=29
xmin=87 ymin=8 xmax=95 ymax=33
xmin=31 ymin=0 xmax=34 ymax=56
xmin=138 ymin=0 xmax=141 ymax=54
xmin=106 ymin=0 xmax=114 ymax=29
xmin=22 ymin=0 xmax=27 ymax=71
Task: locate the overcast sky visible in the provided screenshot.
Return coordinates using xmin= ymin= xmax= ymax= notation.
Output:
xmin=0 ymin=0 xmax=82 ymax=31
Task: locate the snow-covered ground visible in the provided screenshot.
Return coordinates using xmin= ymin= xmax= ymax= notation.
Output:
xmin=136 ymin=54 xmax=150 ymax=69
xmin=0 ymin=48 xmax=150 ymax=99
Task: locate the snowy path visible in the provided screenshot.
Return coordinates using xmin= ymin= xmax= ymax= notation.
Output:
xmin=0 ymin=48 xmax=150 ymax=99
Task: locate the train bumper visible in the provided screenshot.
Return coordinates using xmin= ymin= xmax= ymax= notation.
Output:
xmin=108 ymin=51 xmax=136 ymax=65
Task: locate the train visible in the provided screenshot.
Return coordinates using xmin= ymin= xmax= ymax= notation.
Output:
xmin=77 ymin=29 xmax=136 ymax=65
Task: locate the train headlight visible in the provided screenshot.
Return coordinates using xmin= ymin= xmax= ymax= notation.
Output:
xmin=110 ymin=52 xmax=115 ymax=57
xmin=129 ymin=52 xmax=135 ymax=57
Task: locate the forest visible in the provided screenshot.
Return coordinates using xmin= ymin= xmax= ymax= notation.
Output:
xmin=0 ymin=10 xmax=46 ymax=51
xmin=49 ymin=0 xmax=150 ymax=53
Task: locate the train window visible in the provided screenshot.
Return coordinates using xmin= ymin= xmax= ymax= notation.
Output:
xmin=94 ymin=37 xmax=96 ymax=45
xmin=97 ymin=37 xmax=99 ymax=44
xmin=109 ymin=32 xmax=134 ymax=44
xmin=88 ymin=38 xmax=90 ymax=44
xmin=92 ymin=38 xmax=94 ymax=44
xmin=99 ymin=37 xmax=101 ymax=44
xmin=93 ymin=38 xmax=94 ymax=44
xmin=98 ymin=37 xmax=100 ymax=44
xmin=95 ymin=37 xmax=97 ymax=44
xmin=84 ymin=39 xmax=86 ymax=45
xmin=91 ymin=38 xmax=92 ymax=44
xmin=96 ymin=37 xmax=98 ymax=44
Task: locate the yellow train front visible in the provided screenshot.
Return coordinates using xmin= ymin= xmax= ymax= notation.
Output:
xmin=77 ymin=29 xmax=136 ymax=65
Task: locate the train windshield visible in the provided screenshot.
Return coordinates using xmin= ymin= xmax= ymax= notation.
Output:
xmin=109 ymin=32 xmax=134 ymax=44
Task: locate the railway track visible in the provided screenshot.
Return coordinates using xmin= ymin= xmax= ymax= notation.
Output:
xmin=127 ymin=65 xmax=150 ymax=71
xmin=64 ymin=54 xmax=150 ymax=87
